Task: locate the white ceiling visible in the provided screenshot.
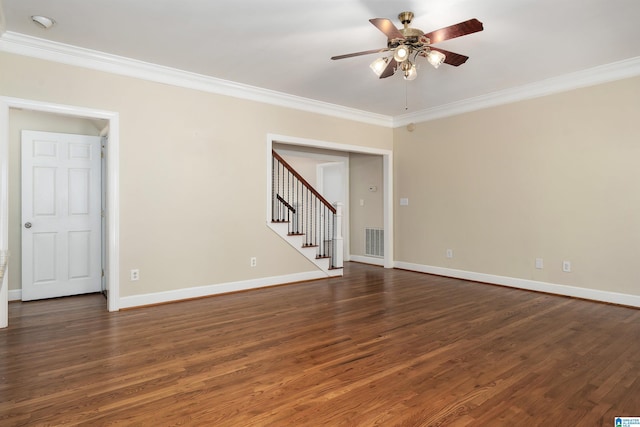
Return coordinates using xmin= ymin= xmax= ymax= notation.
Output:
xmin=2 ymin=0 xmax=640 ymax=120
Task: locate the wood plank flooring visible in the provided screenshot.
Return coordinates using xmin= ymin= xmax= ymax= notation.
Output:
xmin=2 ymin=262 xmax=640 ymax=426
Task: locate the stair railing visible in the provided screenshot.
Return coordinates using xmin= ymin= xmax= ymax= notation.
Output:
xmin=272 ymin=150 xmax=340 ymax=268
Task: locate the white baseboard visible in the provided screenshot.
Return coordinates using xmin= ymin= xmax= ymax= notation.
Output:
xmin=13 ymin=263 xmax=639 ymax=309
xmin=119 ymin=270 xmax=327 ymax=309
xmin=394 ymin=261 xmax=640 ymax=308
xmin=350 ymin=255 xmax=385 ymax=266
xmin=8 ymin=289 xmax=21 ymax=301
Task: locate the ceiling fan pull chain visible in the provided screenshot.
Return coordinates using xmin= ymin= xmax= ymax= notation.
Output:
xmin=405 ymin=81 xmax=408 ymax=111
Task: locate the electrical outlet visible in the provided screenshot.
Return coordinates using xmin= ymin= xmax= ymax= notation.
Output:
xmin=535 ymin=258 xmax=544 ymax=269
xmin=130 ymin=269 xmax=140 ymax=281
xmin=446 ymin=249 xmax=453 ymax=259
xmin=562 ymin=261 xmax=571 ymax=273
xmin=250 ymin=257 xmax=257 ymax=267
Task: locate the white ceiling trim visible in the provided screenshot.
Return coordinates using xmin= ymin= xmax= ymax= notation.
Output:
xmin=393 ymin=56 xmax=640 ymax=127
xmin=2 ymin=31 xmax=639 ymax=129
xmin=0 ymin=32 xmax=393 ymax=127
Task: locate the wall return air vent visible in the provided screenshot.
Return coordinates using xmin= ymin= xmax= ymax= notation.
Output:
xmin=365 ymin=228 xmax=384 ymax=258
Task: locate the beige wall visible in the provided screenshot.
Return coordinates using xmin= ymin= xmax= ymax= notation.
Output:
xmin=0 ymin=52 xmax=392 ymax=297
xmin=4 ymin=49 xmax=639 ymax=302
xmin=394 ymin=75 xmax=640 ymax=295
xmin=349 ymin=153 xmax=384 ymax=256
xmin=6 ymin=110 xmax=104 ymax=291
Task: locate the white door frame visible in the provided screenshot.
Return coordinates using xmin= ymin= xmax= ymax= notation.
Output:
xmin=0 ymin=96 xmax=120 ymax=327
xmin=266 ymin=133 xmax=393 ymax=269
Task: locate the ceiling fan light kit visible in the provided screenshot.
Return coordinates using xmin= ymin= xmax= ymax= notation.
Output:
xmin=401 ymin=61 xmax=417 ymax=81
xmin=369 ymin=57 xmax=389 ymax=77
xmin=332 ymin=11 xmax=483 ymax=81
xmin=426 ymin=50 xmax=446 ymax=68
xmin=393 ymin=44 xmax=410 ymax=62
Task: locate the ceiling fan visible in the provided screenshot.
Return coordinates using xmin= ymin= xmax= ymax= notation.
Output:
xmin=331 ymin=12 xmax=483 ymax=80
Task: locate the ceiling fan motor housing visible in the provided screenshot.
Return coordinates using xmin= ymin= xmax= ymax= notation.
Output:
xmin=389 ymin=12 xmax=427 ymax=51
xmin=398 ymin=11 xmax=414 ymax=25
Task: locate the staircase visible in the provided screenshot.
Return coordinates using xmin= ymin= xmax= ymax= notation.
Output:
xmin=269 ymin=150 xmax=343 ymax=277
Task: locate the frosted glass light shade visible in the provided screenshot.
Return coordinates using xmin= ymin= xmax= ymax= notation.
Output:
xmin=393 ymin=45 xmax=410 ymax=62
xmin=369 ymin=57 xmax=389 ymax=76
xmin=404 ymin=64 xmax=417 ymax=80
xmin=427 ymin=50 xmax=446 ymax=68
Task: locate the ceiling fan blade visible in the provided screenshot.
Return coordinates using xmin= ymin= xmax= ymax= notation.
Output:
xmin=331 ymin=48 xmax=389 ymax=60
xmin=428 ymin=48 xmax=469 ymax=67
xmin=379 ymin=58 xmax=397 ymax=79
xmin=423 ymin=18 xmax=483 ymax=44
xmin=369 ymin=18 xmax=405 ymax=40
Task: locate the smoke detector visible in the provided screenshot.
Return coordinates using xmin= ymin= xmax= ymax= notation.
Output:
xmin=31 ymin=15 xmax=55 ymax=30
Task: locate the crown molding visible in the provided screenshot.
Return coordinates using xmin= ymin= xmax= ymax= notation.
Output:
xmin=2 ymin=31 xmax=639 ymax=129
xmin=0 ymin=31 xmax=393 ymax=127
xmin=393 ymin=56 xmax=640 ymax=127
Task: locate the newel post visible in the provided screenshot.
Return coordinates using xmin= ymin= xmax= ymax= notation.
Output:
xmin=333 ymin=202 xmax=343 ymax=268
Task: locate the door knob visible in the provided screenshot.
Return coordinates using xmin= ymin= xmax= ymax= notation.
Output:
xmin=24 ymin=222 xmax=32 ymax=229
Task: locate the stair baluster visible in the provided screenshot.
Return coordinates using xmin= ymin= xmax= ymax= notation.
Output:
xmin=271 ymin=150 xmax=340 ymax=269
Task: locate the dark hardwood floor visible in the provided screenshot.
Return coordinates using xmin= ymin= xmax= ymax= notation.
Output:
xmin=2 ymin=262 xmax=640 ymax=426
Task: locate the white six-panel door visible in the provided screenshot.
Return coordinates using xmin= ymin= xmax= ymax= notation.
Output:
xmin=21 ymin=131 xmax=102 ymax=301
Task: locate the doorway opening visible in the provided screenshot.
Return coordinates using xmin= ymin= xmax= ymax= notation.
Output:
xmin=267 ymin=134 xmax=393 ymax=269
xmin=273 ymin=143 xmax=351 ymax=262
xmin=0 ymin=97 xmax=120 ymax=328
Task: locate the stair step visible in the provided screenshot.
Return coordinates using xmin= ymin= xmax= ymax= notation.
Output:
xmin=268 ymin=221 xmax=342 ymax=278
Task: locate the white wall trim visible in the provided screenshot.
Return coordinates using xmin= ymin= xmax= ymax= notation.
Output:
xmin=350 ymin=255 xmax=385 ymax=267
xmin=0 ymin=31 xmax=392 ymax=128
xmin=0 ymin=95 xmax=7 ymax=328
xmin=269 ymin=134 xmax=393 ymax=156
xmin=119 ymin=270 xmax=326 ymax=309
xmin=0 ymin=97 xmax=120 ymax=328
xmin=394 ymin=261 xmax=640 ymax=308
xmin=393 ymin=56 xmax=640 ymax=126
xmin=8 ymin=289 xmax=20 ymax=301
